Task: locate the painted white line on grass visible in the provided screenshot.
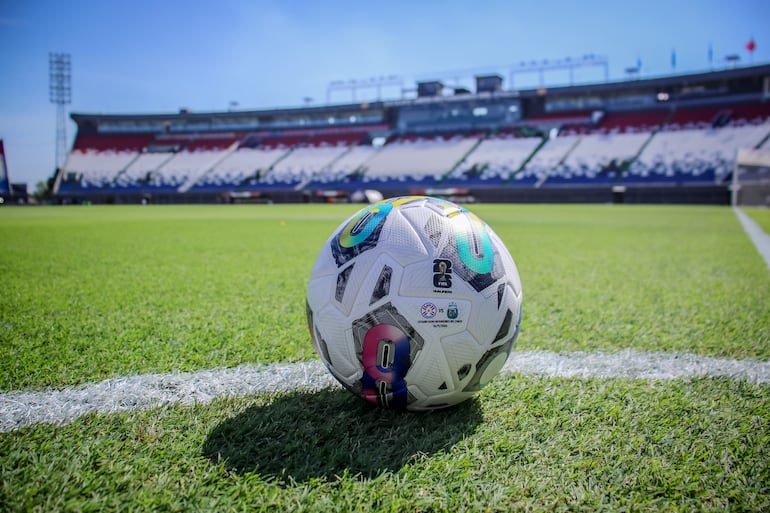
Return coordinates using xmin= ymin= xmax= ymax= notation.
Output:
xmin=503 ymin=350 xmax=770 ymax=381
xmin=1 ymin=350 xmax=768 ymax=433
xmin=734 ymin=207 xmax=770 ymax=271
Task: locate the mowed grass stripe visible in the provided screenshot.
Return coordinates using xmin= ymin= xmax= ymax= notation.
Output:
xmin=744 ymin=206 xmax=770 ymax=234
xmin=735 ymin=207 xmax=770 ymax=270
xmin=1 ymin=375 xmax=768 ymax=512
xmin=2 ymin=350 xmax=769 ymax=432
xmin=1 ymin=204 xmax=769 ymax=392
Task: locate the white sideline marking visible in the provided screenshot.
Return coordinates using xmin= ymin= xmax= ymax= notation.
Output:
xmin=1 ymin=350 xmax=768 ymax=433
xmin=734 ymin=207 xmax=770 ymax=271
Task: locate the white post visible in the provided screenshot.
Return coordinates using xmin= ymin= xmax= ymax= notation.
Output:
xmin=731 ymin=152 xmax=739 ymax=207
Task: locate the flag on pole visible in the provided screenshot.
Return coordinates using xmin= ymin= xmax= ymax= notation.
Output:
xmin=746 ymin=37 xmax=756 ymax=64
xmin=708 ymin=43 xmax=713 ymax=66
xmin=671 ymin=49 xmax=677 ymax=70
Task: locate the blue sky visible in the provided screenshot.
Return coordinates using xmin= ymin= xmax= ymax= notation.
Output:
xmin=1 ymin=0 xmax=768 ymax=189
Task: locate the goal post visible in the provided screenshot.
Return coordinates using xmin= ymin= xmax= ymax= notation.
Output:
xmin=731 ymin=148 xmax=770 ymax=207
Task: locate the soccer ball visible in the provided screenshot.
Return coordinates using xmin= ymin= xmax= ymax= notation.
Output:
xmin=306 ymin=196 xmax=522 ymax=410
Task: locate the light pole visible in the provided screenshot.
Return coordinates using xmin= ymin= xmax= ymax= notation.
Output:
xmin=49 ymin=53 xmax=72 ymax=171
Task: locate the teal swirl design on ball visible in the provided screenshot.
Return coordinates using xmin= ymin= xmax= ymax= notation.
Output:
xmin=339 ymin=202 xmax=393 ymax=248
xmin=453 ymin=211 xmax=495 ymax=275
xmin=330 ymin=196 xmax=424 ymax=267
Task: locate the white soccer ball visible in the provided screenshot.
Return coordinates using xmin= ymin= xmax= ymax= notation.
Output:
xmin=306 ymin=196 xmax=522 ymax=410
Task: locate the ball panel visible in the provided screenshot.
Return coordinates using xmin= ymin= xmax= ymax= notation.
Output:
xmin=487 ymin=229 xmax=522 ymax=296
xmin=350 ymin=302 xmax=424 ymax=409
xmin=439 ymin=330 xmax=485 ymax=389
xmin=368 ymin=264 xmax=393 ymax=305
xmin=462 ymin=336 xmax=517 ymax=393
xmin=334 ymin=263 xmax=355 ymax=303
xmin=476 ymin=353 xmax=509 ymax=388
xmin=306 ymin=274 xmax=335 ymax=311
xmin=404 ymin=341 xmax=453 ymax=404
xmin=313 ymin=303 xmax=361 ymax=379
xmin=377 ymin=208 xmax=430 ymax=267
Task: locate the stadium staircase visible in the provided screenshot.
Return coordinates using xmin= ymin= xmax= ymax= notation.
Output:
xmin=506 ymin=136 xmax=548 ymax=185
xmin=295 ymin=144 xmax=356 ymax=190
xmin=109 ymin=153 xmax=144 ymax=188
xmin=535 ymin=136 xmax=581 ymax=188
xmin=614 ymin=109 xmax=673 ymax=181
xmin=134 ymin=153 xmax=177 ymax=189
xmin=437 ymin=134 xmax=488 ymax=185
xmin=615 ymin=132 xmax=657 ymax=180
xmin=755 ymin=130 xmax=770 ymax=150
xmin=260 ymin=147 xmax=295 ymax=184
xmin=178 ymin=140 xmax=241 ymax=193
xmin=51 ymin=165 xmax=65 ymax=195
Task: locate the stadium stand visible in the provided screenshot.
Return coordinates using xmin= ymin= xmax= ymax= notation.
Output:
xmin=264 ymin=133 xmax=366 ymax=188
xmin=57 ymin=134 xmax=155 ymax=192
xmin=114 ymin=151 xmax=176 ymax=191
xmin=306 ymin=144 xmax=382 ymax=186
xmin=154 ymin=135 xmax=240 ymax=192
xmin=192 ymin=147 xmax=283 ymax=191
xmin=57 ymin=63 xmax=770 ymax=204
xmin=445 ymin=131 xmax=543 ymax=185
xmin=596 ymin=110 xmax=668 ymax=133
xmin=623 ymin=122 xmax=770 ymax=185
xmin=544 ymin=131 xmax=651 ymax=186
xmin=522 ymin=134 xmax=579 ymax=185
xmin=360 ymin=133 xmax=481 ymax=186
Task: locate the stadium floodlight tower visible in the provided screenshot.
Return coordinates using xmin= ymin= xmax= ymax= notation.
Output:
xmin=49 ymin=52 xmax=72 ymax=171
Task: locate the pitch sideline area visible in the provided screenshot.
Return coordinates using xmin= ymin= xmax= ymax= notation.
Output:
xmin=2 ymin=349 xmax=769 ymax=433
xmin=735 ymin=207 xmax=770 ymax=270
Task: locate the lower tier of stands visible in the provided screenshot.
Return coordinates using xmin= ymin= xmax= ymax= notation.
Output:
xmin=56 ymin=103 xmax=770 ymax=198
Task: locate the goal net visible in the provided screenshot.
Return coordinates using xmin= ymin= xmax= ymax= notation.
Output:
xmin=732 ymin=148 xmax=770 ymax=207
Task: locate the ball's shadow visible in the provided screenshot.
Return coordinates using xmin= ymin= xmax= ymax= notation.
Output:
xmin=202 ymin=388 xmax=483 ymax=484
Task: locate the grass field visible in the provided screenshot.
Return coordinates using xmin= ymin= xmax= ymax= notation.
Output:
xmin=1 ymin=203 xmax=769 ymax=511
xmin=745 ymin=206 xmax=770 ymax=235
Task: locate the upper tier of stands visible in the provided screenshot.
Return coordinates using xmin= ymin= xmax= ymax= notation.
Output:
xmin=56 ymin=100 xmax=770 ymax=194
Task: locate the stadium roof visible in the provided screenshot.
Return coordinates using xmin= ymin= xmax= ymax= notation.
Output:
xmin=71 ymin=100 xmax=388 ymax=125
xmin=70 ymin=63 xmax=770 ymax=126
xmin=517 ymin=63 xmax=770 ymax=97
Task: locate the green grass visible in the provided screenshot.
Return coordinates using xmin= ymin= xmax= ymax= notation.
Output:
xmin=2 ymin=375 xmax=768 ymax=512
xmin=1 ymin=204 xmax=769 ymax=391
xmin=1 ymin=203 xmax=769 ymax=511
xmin=0 ymin=205 xmax=330 ymax=390
xmin=744 ymin=206 xmax=770 ymax=234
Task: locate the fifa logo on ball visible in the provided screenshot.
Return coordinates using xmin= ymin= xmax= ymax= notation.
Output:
xmin=433 ymin=259 xmax=452 ymax=288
